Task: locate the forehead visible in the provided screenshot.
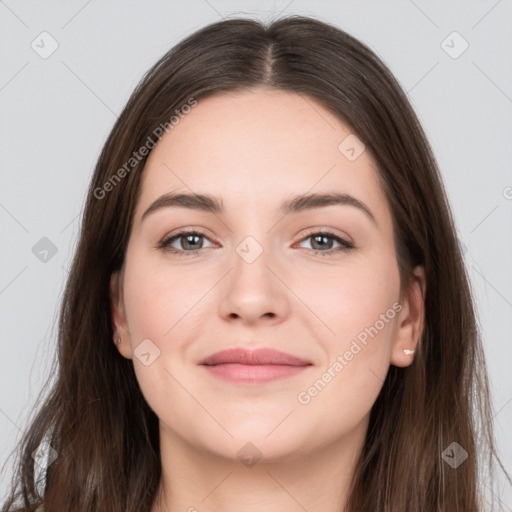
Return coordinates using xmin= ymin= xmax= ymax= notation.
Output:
xmin=135 ymin=88 xmax=392 ymax=230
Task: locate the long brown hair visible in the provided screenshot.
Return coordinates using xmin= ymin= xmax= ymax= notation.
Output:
xmin=2 ymin=15 xmax=507 ymax=511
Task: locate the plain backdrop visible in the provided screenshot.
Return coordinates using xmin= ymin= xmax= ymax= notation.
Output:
xmin=1 ymin=0 xmax=511 ymax=508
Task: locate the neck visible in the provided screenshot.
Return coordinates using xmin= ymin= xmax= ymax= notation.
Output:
xmin=151 ymin=420 xmax=367 ymax=512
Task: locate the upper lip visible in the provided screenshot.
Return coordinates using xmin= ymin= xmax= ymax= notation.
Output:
xmin=199 ymin=348 xmax=311 ymax=366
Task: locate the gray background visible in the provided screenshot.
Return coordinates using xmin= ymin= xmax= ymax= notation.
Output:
xmin=1 ymin=0 xmax=511 ymax=508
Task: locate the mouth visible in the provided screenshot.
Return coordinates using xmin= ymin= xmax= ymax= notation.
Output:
xmin=199 ymin=347 xmax=313 ymax=384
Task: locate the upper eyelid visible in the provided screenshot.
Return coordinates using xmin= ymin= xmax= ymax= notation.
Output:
xmin=161 ymin=227 xmax=215 ymax=242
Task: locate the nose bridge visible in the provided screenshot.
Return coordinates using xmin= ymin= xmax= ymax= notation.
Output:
xmin=218 ymin=226 xmax=289 ymax=323
xmin=228 ymin=200 xmax=276 ymax=271
xmin=231 ymin=231 xmax=276 ymax=294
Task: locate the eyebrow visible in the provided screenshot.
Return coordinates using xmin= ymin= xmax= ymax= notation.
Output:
xmin=141 ymin=191 xmax=377 ymax=227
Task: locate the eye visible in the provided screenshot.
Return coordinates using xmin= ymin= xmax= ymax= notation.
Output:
xmin=296 ymin=230 xmax=354 ymax=255
xmin=158 ymin=228 xmax=354 ymax=257
xmin=158 ymin=230 xmax=215 ymax=256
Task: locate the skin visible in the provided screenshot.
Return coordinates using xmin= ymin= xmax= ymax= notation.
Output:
xmin=110 ymin=87 xmax=426 ymax=512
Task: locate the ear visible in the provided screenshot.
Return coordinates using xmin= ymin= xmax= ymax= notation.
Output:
xmin=390 ymin=265 xmax=426 ymax=368
xmin=110 ymin=270 xmax=132 ymax=359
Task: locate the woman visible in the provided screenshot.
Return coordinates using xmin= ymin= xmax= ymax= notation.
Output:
xmin=2 ymin=14 xmax=506 ymax=512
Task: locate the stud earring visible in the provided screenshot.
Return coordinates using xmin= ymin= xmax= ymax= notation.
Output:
xmin=115 ymin=336 xmax=121 ymax=346
xmin=403 ymin=349 xmax=415 ymax=355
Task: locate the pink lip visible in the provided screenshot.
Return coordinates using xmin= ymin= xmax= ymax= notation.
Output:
xmin=199 ymin=348 xmax=312 ymax=383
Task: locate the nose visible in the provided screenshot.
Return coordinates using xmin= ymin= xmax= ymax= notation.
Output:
xmin=218 ymin=239 xmax=290 ymax=326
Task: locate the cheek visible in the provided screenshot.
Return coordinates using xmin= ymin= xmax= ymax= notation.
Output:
xmin=122 ymin=249 xmax=200 ymax=343
xmin=312 ymin=251 xmax=400 ymax=347
xmin=121 ymin=253 xmax=204 ymax=423
xmin=299 ymin=253 xmax=400 ymax=410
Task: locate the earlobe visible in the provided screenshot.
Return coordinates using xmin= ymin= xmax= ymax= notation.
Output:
xmin=109 ymin=271 xmax=132 ymax=359
xmin=390 ymin=265 xmax=426 ymax=368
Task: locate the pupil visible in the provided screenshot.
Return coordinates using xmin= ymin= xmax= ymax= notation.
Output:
xmin=184 ymin=234 xmax=201 ymax=250
xmin=313 ymin=235 xmax=332 ymax=250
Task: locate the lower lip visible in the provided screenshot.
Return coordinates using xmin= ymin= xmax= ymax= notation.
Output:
xmin=201 ymin=363 xmax=310 ymax=383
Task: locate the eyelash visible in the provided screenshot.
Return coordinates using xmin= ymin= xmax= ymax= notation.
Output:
xmin=157 ymin=229 xmax=355 ymax=257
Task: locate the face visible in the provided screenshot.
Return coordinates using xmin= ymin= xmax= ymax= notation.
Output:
xmin=110 ymin=87 xmax=425 ymax=462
